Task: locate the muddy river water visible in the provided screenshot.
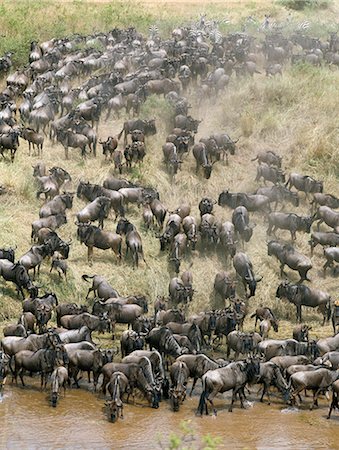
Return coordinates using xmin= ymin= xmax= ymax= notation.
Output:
xmin=0 ymin=378 xmax=338 ymax=449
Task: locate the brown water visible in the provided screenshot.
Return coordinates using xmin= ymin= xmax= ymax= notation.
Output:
xmin=0 ymin=379 xmax=338 ymax=450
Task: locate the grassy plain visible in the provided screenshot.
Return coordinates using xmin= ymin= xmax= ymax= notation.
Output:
xmin=0 ymin=0 xmax=338 ymax=344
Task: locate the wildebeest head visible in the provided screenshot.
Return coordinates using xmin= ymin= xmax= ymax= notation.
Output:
xmin=146 ymin=119 xmax=157 ymax=135
xmin=202 ymin=163 xmax=213 ymax=179
xmin=116 ymin=218 xmax=132 ymax=235
xmin=208 ymin=311 xmax=217 ymax=331
xmin=105 ymin=400 xmax=122 ymax=423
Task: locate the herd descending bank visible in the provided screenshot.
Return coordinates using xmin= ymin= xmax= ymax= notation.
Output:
xmin=0 ymin=16 xmax=338 ymax=427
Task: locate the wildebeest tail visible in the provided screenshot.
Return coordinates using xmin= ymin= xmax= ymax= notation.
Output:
xmin=250 ymin=312 xmax=257 ymax=318
xmin=117 ymin=128 xmax=124 ymax=140
xmin=197 ymin=387 xmax=207 ymax=416
xmin=82 ymin=274 xmax=95 ymax=282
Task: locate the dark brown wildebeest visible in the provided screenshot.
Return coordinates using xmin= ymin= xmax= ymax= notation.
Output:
xmin=315 ymin=206 xmax=339 ymax=233
xmin=21 ymin=127 xmax=44 ymax=156
xmin=290 ymin=368 xmax=339 ymax=409
xmin=120 ymin=330 xmax=145 ymax=357
xmin=255 ymin=185 xmax=299 ymax=210
xmin=233 ymin=252 xmax=262 ymax=298
xmin=0 ymin=129 xmax=20 ymax=162
xmin=118 ymin=119 xmax=156 ymax=146
xmin=255 ymin=163 xmax=285 ymax=185
xmin=226 ymin=330 xmax=262 ymax=360
xmin=169 ymin=360 xmax=190 ymax=411
xmin=77 ymin=223 xmax=122 ymax=265
xmin=286 ymin=172 xmax=323 ymax=200
xmin=232 ymin=206 xmax=253 ymax=247
xmin=267 ymin=240 xmax=312 ymax=282
xmin=192 ymin=142 xmax=214 ymax=179
xmin=197 ymin=359 xmax=260 ymax=415
xmin=251 ymin=150 xmax=282 ymax=167
xmin=19 ymin=244 xmax=52 ymax=279
xmin=31 ymin=214 xmax=67 ymax=241
xmin=267 ymin=212 xmax=314 ymax=241
xmin=276 ymin=281 xmax=331 ymax=324
xmin=327 ymin=379 xmax=339 ymax=419
xmin=309 ymin=231 xmax=339 ymax=256
xmin=50 ymin=366 xmax=68 ymax=407
xmin=56 ymin=303 xmax=88 ymax=327
xmin=76 ymin=196 xmax=111 ymax=229
xmin=176 ymin=354 xmax=225 ymax=396
xmin=292 ymin=324 xmax=311 ymax=342
xmin=0 ymin=259 xmax=37 ymax=299
xmin=214 ymin=271 xmax=236 ymax=304
xmin=60 ymin=312 xmax=110 ymax=333
xmin=56 ymin=129 xmax=89 ymax=159
xmin=39 ymin=193 xmax=74 ymax=218
xmin=76 ymin=181 xmax=125 ymax=220
xmin=82 ymin=274 xmax=119 ymax=300
xmin=116 ymin=218 xmax=145 ymax=268
xmin=311 ymin=193 xmax=339 ymax=211
xmin=254 ymin=361 xmax=290 ymax=404
xmin=323 ymin=247 xmax=339 ymax=277
xmin=99 ymin=136 xmax=118 ymax=160
xmin=105 ymin=372 xmax=130 ymax=422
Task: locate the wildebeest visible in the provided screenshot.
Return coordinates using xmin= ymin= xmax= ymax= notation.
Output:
xmin=327 ymin=379 xmax=339 ymax=419
xmin=168 ymin=276 xmax=193 ymax=306
xmin=145 ymin=326 xmax=185 ymax=358
xmin=290 ymin=368 xmax=339 ymax=409
xmin=76 ymin=181 xmax=125 ymax=219
xmin=58 ymin=326 xmax=93 ymax=344
xmin=166 ymin=322 xmax=202 ymax=353
xmin=218 ymin=190 xmax=271 ymax=213
xmin=99 ymin=136 xmax=118 ymax=160
xmin=213 ymin=271 xmax=236 ymax=303
xmin=21 ymin=127 xmax=44 ymax=156
xmin=0 ymin=259 xmax=36 ymax=298
xmin=0 ymin=129 xmax=20 ymax=162
xmin=255 ymin=185 xmax=299 ymax=210
xmin=0 ymin=247 xmax=16 ymax=263
xmin=56 ymin=303 xmax=88 ymax=327
xmin=323 ymin=247 xmax=339 ymax=276
xmin=182 ymin=216 xmax=198 ymax=250
xmin=286 ymin=173 xmax=323 ymax=199
xmin=197 ymin=359 xmax=260 ymax=414
xmin=31 ymin=214 xmax=67 ymax=241
xmin=158 ymin=214 xmax=181 ymax=251
xmin=77 ymin=223 xmax=122 ymax=264
xmin=77 ymin=196 xmax=111 ymax=229
xmin=254 ymin=362 xmax=290 ymax=404
xmin=315 ymin=206 xmax=339 ymax=233
xmin=50 ymin=366 xmax=68 ymax=407
xmin=169 ymin=360 xmax=190 ymax=411
xmin=293 ymin=324 xmax=311 ymax=342
xmin=232 ymin=206 xmax=253 ymax=246
xmin=57 ymin=129 xmax=89 ymax=159
xmin=267 ymin=212 xmax=314 ymax=241
xmin=311 ymin=193 xmax=339 ymax=211
xmin=267 ymin=240 xmax=312 ymax=282
xmin=3 ymin=323 xmax=27 ymax=337
xmin=116 ymin=218 xmax=145 ymax=268
xmin=82 ymin=274 xmax=119 ymax=300
xmin=34 ymin=166 xmax=71 ymax=200
xmin=233 ymin=252 xmax=262 ymax=298
xmin=60 ymin=312 xmax=110 ymax=333
xmin=39 ymin=193 xmax=74 ymax=218
xmin=192 ymin=143 xmax=214 ymax=179
xmin=251 ymin=150 xmax=282 ymax=167
xmin=276 ymin=281 xmax=331 ymax=323
xmin=19 ymin=243 xmax=53 ymax=279
xmin=68 ymin=348 xmax=113 ymax=390
xmin=13 ymin=345 xmax=68 ymax=388
xmin=255 ymin=163 xmax=285 ymax=185
xmin=105 ymin=372 xmax=130 ymax=422
xmin=226 ymin=330 xmax=262 ymax=359
xmin=120 ymin=330 xmax=145 ymax=357
xmin=309 ymin=231 xmax=339 ymax=256
xmin=118 ymin=118 xmax=156 ymax=146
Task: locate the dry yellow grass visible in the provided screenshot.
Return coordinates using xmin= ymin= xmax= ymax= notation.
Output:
xmin=0 ymin=1 xmax=338 ymax=344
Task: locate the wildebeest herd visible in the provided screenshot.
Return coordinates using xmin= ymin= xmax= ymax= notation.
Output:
xmin=0 ymin=17 xmax=338 ymax=424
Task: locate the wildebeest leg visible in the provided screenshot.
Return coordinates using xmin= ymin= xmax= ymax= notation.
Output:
xmin=19 ymin=369 xmax=25 ymax=387
xmin=229 ymin=388 xmax=237 ymax=412
xmin=88 ymin=246 xmax=93 ymax=266
xmin=190 ymin=378 xmax=198 ymax=396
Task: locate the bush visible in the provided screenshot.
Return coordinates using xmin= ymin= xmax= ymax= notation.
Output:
xmin=277 ymin=0 xmax=332 ymax=10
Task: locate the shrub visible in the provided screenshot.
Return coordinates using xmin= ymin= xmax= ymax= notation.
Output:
xmin=277 ymin=0 xmax=332 ymax=10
